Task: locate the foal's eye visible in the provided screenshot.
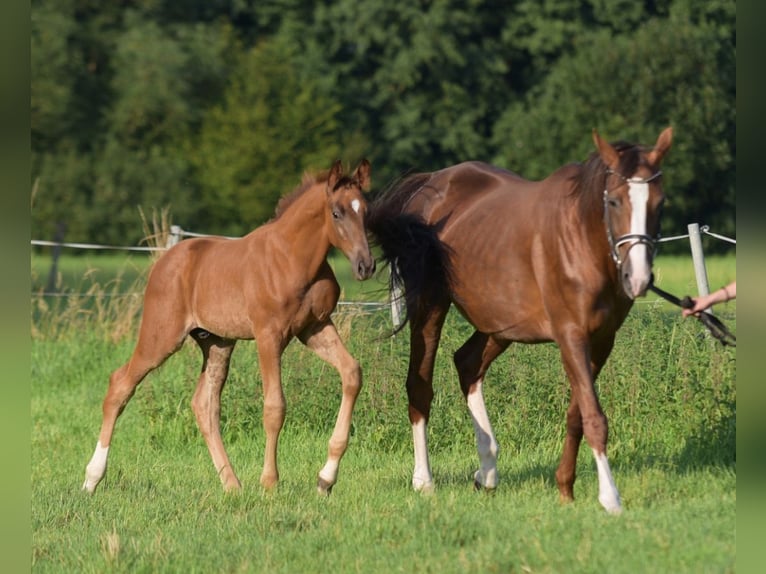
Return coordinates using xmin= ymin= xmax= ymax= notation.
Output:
xmin=608 ymin=197 xmax=621 ymax=208
xmin=332 ymin=210 xmax=342 ymax=220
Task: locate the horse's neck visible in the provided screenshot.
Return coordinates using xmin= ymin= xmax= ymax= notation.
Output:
xmin=562 ymin=188 xmax=620 ymax=285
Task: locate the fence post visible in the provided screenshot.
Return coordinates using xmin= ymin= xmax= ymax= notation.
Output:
xmin=390 ymin=263 xmax=405 ymax=330
xmin=166 ymin=225 xmax=183 ymax=248
xmin=45 ymin=221 xmax=66 ymax=293
xmin=687 ymin=223 xmax=710 ymax=297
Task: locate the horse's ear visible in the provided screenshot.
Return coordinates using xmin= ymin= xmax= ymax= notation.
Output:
xmin=327 ymin=160 xmax=343 ymax=193
xmin=592 ymin=128 xmax=620 ymax=171
xmin=647 ymin=126 xmax=673 ymax=166
xmin=354 ymin=159 xmax=371 ymax=191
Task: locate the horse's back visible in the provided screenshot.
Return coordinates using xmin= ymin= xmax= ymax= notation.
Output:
xmin=402 ymin=161 xmax=583 ymax=339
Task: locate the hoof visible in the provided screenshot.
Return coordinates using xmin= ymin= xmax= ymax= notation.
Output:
xmin=412 ymin=479 xmax=434 ymax=494
xmin=317 ymin=476 xmax=334 ymax=496
xmin=606 ymin=506 xmax=623 ymax=516
xmin=473 ymin=479 xmax=497 ymax=494
xmin=222 ymin=478 xmax=242 ymax=493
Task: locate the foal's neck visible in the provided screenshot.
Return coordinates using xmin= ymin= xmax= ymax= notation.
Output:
xmin=272 ymin=184 xmax=332 ymax=273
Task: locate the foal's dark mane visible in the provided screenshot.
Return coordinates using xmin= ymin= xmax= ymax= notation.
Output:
xmin=274 ymin=169 xmax=359 ymax=219
xmin=572 ymin=141 xmax=644 ymax=220
xmin=274 ymin=171 xmax=329 ymax=218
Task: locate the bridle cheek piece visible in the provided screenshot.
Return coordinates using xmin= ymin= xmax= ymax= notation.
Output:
xmin=603 ymin=168 xmax=662 ymax=269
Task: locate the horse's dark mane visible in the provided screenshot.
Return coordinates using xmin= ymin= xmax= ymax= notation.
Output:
xmin=369 ymin=172 xmax=432 ymax=219
xmin=573 ymin=141 xmax=644 ymax=220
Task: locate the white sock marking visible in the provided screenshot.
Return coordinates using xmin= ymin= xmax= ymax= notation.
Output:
xmin=466 ymin=381 xmax=499 ymax=488
xmin=83 ymin=441 xmax=110 ymax=493
xmin=411 ymin=418 xmax=433 ymax=491
xmin=592 ymin=448 xmax=622 ymax=514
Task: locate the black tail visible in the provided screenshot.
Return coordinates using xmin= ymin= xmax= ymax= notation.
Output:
xmin=366 ymin=173 xmax=454 ymax=331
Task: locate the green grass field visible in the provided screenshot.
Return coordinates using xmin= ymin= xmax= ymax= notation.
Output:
xmin=31 ymin=252 xmax=736 ymax=572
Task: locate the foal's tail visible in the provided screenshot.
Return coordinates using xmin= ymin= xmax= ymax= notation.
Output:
xmin=366 ymin=173 xmax=454 ymax=331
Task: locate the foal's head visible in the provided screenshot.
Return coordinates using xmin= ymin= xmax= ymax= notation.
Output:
xmin=593 ymin=127 xmax=673 ymax=299
xmin=325 ymin=159 xmax=376 ymax=280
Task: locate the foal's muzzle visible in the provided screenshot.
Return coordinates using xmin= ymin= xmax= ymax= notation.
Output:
xmin=353 ymin=253 xmax=376 ymax=280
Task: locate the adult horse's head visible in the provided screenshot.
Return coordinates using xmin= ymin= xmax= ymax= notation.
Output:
xmin=593 ymin=127 xmax=673 ymax=299
xmin=325 ymin=159 xmax=376 ymax=280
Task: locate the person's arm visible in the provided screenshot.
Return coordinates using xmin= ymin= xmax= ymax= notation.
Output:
xmin=682 ymin=281 xmax=736 ymax=316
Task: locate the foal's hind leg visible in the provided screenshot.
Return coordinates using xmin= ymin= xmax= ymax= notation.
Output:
xmin=453 ymin=331 xmax=510 ymax=490
xmin=82 ymin=319 xmax=187 ymax=493
xmin=299 ymin=321 xmax=362 ymax=494
xmin=189 ymin=331 xmax=240 ymax=491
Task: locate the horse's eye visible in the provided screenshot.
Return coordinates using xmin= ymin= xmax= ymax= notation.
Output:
xmin=608 ymin=197 xmax=620 ymax=208
xmin=332 ymin=210 xmax=342 ymax=220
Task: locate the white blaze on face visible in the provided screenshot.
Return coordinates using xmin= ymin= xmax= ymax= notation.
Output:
xmin=351 ymin=199 xmax=361 ymax=214
xmin=626 ymin=179 xmax=651 ymax=295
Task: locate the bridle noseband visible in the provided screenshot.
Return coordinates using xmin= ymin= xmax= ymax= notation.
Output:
xmin=603 ymin=168 xmax=662 ymax=268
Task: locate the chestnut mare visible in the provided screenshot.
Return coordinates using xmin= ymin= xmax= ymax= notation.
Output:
xmin=367 ymin=128 xmax=673 ymax=514
xmin=83 ymin=160 xmax=375 ymax=495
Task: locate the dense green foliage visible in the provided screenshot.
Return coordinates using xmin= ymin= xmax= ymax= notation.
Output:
xmin=31 ymin=0 xmax=735 ymax=251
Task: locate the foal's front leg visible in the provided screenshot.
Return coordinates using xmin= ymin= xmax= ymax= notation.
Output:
xmin=256 ymin=336 xmax=286 ymax=489
xmin=300 ymin=321 xmax=362 ymax=494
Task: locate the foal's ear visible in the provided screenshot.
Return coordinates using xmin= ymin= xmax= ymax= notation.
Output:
xmin=327 ymin=159 xmax=344 ymax=193
xmin=592 ymin=128 xmax=620 ymax=171
xmin=647 ymin=126 xmax=673 ymax=166
xmin=353 ymin=159 xmax=371 ymax=191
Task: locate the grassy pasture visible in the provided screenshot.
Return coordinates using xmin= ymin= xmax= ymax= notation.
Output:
xmin=31 ymin=251 xmax=735 ymax=572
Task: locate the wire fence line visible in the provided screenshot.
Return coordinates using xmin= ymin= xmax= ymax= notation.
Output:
xmin=31 ymin=222 xmax=736 ymax=308
xmin=31 ymin=223 xmax=737 ymax=253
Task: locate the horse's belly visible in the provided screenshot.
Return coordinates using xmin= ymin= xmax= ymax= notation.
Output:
xmin=443 ymin=227 xmax=556 ymax=341
xmin=452 ymin=290 xmax=553 ymax=342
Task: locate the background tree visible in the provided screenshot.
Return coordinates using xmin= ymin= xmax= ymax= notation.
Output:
xmin=31 ymin=0 xmax=736 ymax=250
xmin=188 ymin=38 xmax=346 ymax=236
xmin=492 ymin=3 xmax=735 ymax=251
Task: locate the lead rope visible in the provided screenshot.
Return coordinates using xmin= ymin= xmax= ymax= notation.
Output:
xmin=648 ymin=278 xmax=736 ymax=347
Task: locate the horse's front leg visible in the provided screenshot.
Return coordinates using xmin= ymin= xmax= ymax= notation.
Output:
xmin=556 ymin=337 xmax=615 ymax=505
xmin=299 ymin=321 xmax=362 ymax=494
xmin=558 ymin=330 xmax=622 ymax=514
xmin=256 ymin=336 xmax=286 ymax=490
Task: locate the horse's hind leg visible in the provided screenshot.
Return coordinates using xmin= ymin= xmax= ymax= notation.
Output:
xmin=82 ymin=319 xmax=187 ymax=493
xmin=189 ymin=331 xmax=240 ymax=491
xmin=453 ymin=331 xmax=509 ymax=490
xmin=299 ymin=321 xmax=362 ymax=494
xmin=406 ymin=302 xmax=450 ymax=492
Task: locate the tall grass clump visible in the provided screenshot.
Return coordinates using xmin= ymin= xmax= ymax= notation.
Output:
xmin=31 ymin=209 xmax=169 ymax=343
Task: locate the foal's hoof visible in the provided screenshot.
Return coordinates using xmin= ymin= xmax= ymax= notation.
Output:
xmin=317 ymin=476 xmax=334 ymax=496
xmin=473 ymin=479 xmax=497 ymax=494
